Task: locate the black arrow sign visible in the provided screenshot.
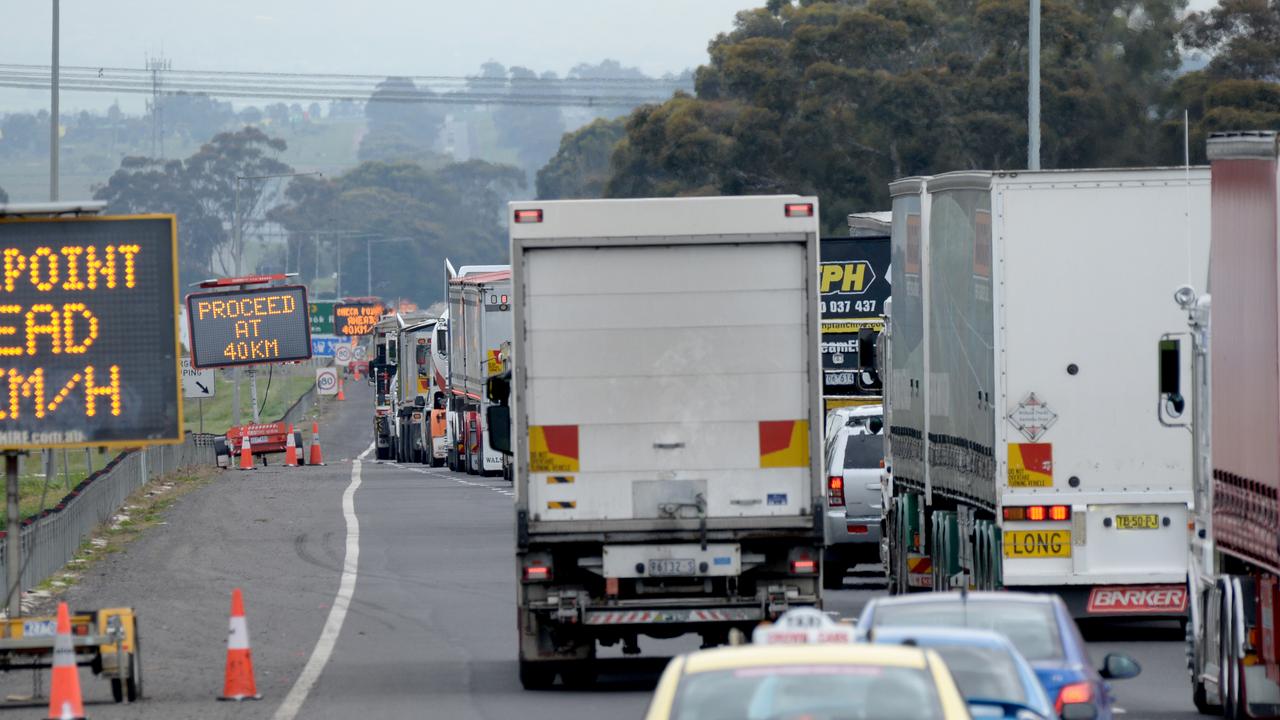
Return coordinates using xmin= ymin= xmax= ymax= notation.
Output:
xmin=196 ymin=382 xmax=210 ymax=395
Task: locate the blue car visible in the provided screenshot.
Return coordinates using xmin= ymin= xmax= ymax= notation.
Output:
xmin=868 ymin=625 xmax=1055 ymax=720
xmin=856 ymin=591 xmax=1141 ymax=720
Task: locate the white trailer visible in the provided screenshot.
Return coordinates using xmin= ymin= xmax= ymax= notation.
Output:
xmin=507 ymin=195 xmax=824 ymax=688
xmin=445 ymin=262 xmax=513 ymax=476
xmin=883 ymin=167 xmax=1210 ymax=617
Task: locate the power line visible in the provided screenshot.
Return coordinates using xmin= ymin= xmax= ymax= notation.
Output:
xmin=0 ymin=63 xmax=691 ymax=88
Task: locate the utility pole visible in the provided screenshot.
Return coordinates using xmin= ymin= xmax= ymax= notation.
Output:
xmin=1028 ymin=0 xmax=1041 ymax=170
xmin=49 ymin=0 xmax=59 ymax=201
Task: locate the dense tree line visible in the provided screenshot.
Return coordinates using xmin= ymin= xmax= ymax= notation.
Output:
xmin=538 ymin=0 xmax=1280 ymax=233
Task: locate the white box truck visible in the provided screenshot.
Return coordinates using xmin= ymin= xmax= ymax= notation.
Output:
xmin=882 ymin=168 xmax=1210 ymax=617
xmin=445 ymin=262 xmax=513 ymax=476
xmin=505 ymin=195 xmax=824 ymax=689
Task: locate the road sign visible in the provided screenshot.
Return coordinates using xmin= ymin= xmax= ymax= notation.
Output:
xmin=187 ymin=285 xmax=312 ymax=368
xmin=310 ymin=334 xmax=344 ymax=358
xmin=0 ymin=214 xmax=182 ymax=450
xmin=315 ymin=367 xmax=338 ymax=396
xmin=352 ymin=344 xmax=367 ymax=361
xmin=180 ymin=358 xmax=215 ymax=398
xmin=334 ymin=301 xmax=384 ymax=336
xmin=334 ymin=344 xmax=352 ymax=364
xmin=309 ymin=301 xmax=334 ymax=335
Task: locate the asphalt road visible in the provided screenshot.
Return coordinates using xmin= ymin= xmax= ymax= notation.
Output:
xmin=0 ymin=383 xmax=1205 ymax=719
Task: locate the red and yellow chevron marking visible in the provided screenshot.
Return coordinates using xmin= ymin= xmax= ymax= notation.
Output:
xmin=529 ymin=425 xmax=579 ymax=473
xmin=759 ymin=420 xmax=810 ymax=468
xmin=546 ymin=501 xmax=577 ymax=510
xmin=907 ymin=555 xmax=932 ymax=574
xmin=1008 ymin=443 xmax=1053 ymax=488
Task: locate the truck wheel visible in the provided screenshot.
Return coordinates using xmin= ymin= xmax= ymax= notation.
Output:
xmin=376 ymin=444 xmax=392 ymax=461
xmin=1194 ymin=679 xmax=1223 ymax=716
xmin=519 ymin=659 xmax=556 ymax=690
xmin=822 ymin=554 xmax=846 ymax=591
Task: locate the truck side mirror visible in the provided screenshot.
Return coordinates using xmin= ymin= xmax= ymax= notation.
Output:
xmin=488 ymin=374 xmax=511 ymax=403
xmin=487 ymin=405 xmax=512 ymax=455
xmin=1159 ymin=339 xmax=1185 ymax=417
xmin=857 ymin=328 xmax=878 ymax=370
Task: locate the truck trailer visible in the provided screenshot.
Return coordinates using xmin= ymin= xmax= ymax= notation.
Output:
xmin=393 ymin=312 xmax=438 ymax=464
xmin=882 ymin=167 xmax=1210 ymax=617
xmin=445 ymin=262 xmax=513 ymax=476
xmin=506 ymin=195 xmax=824 ymax=688
xmin=1176 ymin=131 xmax=1280 ymax=717
xmin=370 ymin=313 xmax=399 ymax=460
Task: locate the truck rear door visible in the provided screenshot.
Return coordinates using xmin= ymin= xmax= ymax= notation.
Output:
xmin=522 ymin=240 xmax=816 ymax=527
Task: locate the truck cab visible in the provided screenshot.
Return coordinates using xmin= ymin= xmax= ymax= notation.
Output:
xmin=370 ymin=314 xmax=399 ymax=460
xmin=394 ymin=313 xmax=437 ymax=464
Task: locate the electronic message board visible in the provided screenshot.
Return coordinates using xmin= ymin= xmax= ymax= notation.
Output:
xmin=0 ymin=214 xmax=181 ymax=450
xmin=335 ymin=301 xmax=385 ymax=336
xmin=186 ymin=285 xmax=312 ymax=368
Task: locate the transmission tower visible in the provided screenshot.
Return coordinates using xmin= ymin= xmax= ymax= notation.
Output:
xmin=145 ymin=55 xmax=170 ymax=157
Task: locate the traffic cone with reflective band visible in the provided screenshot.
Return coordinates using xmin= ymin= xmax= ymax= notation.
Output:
xmin=337 ymin=377 xmax=346 ymax=402
xmin=47 ymin=602 xmax=86 ymax=720
xmin=309 ymin=422 xmax=325 ymax=466
xmin=219 ymin=588 xmax=261 ymax=701
xmin=238 ymin=437 xmax=254 ymax=471
xmin=284 ymin=425 xmax=298 ymax=467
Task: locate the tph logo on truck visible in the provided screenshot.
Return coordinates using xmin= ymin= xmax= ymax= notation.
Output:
xmin=820 ymin=261 xmax=876 ymax=295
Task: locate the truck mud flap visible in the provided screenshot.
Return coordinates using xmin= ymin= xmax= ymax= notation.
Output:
xmin=584 ymin=608 xmax=763 ymax=625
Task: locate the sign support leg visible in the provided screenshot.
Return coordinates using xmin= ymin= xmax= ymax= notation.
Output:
xmin=199 ymin=398 xmax=204 ymax=434
xmin=233 ymin=367 xmax=242 ymax=427
xmin=250 ymin=367 xmax=260 ymax=424
xmin=6 ymin=451 xmax=21 ymax=618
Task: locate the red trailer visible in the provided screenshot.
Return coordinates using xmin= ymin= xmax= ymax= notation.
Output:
xmin=214 ymin=422 xmax=304 ymax=467
xmin=1175 ymin=131 xmax=1280 ymax=717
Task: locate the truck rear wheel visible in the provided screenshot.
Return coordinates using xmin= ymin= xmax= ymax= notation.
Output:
xmin=519 ymin=659 xmax=556 ymax=690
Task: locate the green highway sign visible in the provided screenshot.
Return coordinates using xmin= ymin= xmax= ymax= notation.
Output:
xmin=309 ymin=300 xmax=334 ymax=335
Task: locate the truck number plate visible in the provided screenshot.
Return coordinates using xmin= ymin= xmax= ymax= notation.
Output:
xmin=21 ymin=620 xmax=56 ymax=638
xmin=648 ymin=559 xmax=697 ymax=577
xmin=1003 ymin=530 xmax=1071 ymax=559
xmin=1115 ymin=514 xmax=1159 ymax=530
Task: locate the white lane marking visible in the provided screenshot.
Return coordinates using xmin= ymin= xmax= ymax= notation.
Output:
xmin=271 ymin=441 xmax=371 ymax=720
xmin=390 ymin=463 xmax=515 ymax=496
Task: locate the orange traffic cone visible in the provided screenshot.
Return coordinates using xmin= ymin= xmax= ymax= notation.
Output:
xmin=219 ymin=588 xmax=261 ymax=702
xmin=337 ymin=377 xmax=346 ymax=402
xmin=284 ymin=425 xmax=298 ymax=467
xmin=309 ymin=422 xmax=325 ymax=466
xmin=353 ymin=364 xmax=361 ymax=381
xmin=47 ymin=602 xmax=86 ymax=720
xmin=238 ymin=437 xmax=254 ymax=471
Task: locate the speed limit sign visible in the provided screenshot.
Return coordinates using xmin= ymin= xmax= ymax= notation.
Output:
xmin=316 ymin=367 xmax=338 ymax=396
xmin=353 ymin=344 xmax=368 ymax=361
xmin=335 ymin=345 xmax=353 ymax=365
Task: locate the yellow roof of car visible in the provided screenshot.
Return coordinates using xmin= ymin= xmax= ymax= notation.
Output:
xmin=681 ymin=643 xmax=930 ymax=674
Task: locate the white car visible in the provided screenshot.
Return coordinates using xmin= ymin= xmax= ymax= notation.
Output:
xmin=823 ymin=404 xmax=884 ymax=590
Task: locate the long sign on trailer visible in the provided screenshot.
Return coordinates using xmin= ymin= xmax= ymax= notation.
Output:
xmin=186 ymin=285 xmax=312 ymax=368
xmin=0 ymin=214 xmax=182 ymax=449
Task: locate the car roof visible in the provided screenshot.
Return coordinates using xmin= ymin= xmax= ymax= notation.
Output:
xmin=870 ymin=625 xmax=1015 ymax=649
xmin=680 ymin=643 xmax=931 ymax=674
xmin=869 ymin=591 xmax=1059 ymax=609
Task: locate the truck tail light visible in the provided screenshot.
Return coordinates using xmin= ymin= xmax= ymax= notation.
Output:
xmin=847 ymin=524 xmax=869 ymax=534
xmin=523 ymin=561 xmax=552 ymax=583
xmin=828 ymin=476 xmax=845 ymax=507
xmin=514 ymin=209 xmax=543 ymax=224
xmin=1054 ymin=681 xmax=1094 ymax=715
xmin=790 ymin=558 xmax=817 ymax=575
xmin=1003 ymin=505 xmax=1071 ymax=522
xmin=784 ymin=203 xmax=814 ymax=218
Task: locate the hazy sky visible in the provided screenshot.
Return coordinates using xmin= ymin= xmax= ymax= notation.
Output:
xmin=0 ymin=0 xmax=1225 ymax=114
xmin=0 ymin=0 xmax=762 ymax=113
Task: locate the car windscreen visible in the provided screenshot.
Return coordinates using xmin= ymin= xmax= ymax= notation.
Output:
xmin=844 ymin=434 xmax=883 ymax=470
xmin=871 ymin=602 xmax=1064 ymax=661
xmin=671 ymin=664 xmax=945 ymax=720
xmin=928 ymin=645 xmax=1029 ymax=705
